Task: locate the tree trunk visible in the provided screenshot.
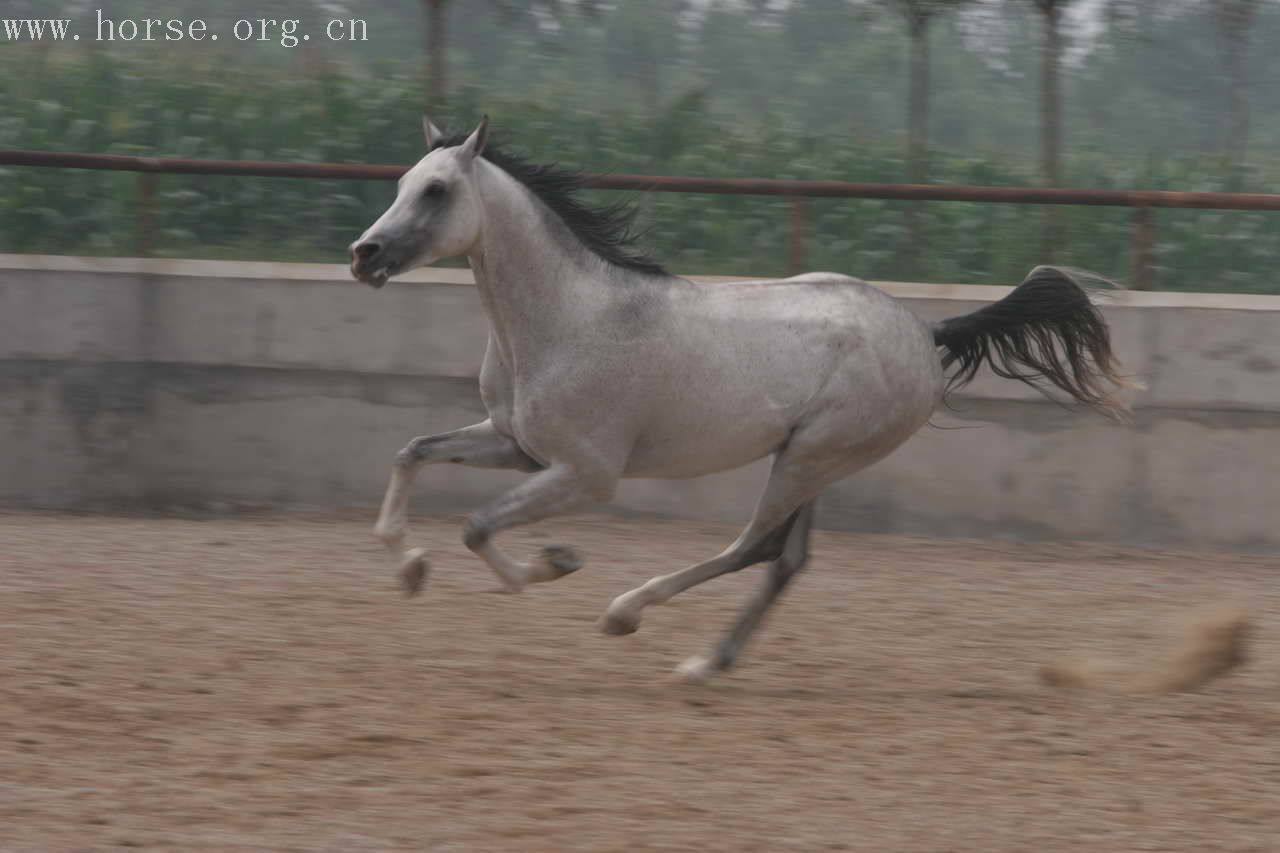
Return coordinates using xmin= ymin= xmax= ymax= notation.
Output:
xmin=425 ymin=0 xmax=449 ymax=108
xmin=901 ymin=8 xmax=932 ymax=277
xmin=1214 ymin=0 xmax=1258 ymax=162
xmin=907 ymin=11 xmax=931 ymax=185
xmin=1038 ymin=1 xmax=1062 ymax=189
xmin=1223 ymin=51 xmax=1249 ymax=161
xmin=1037 ymin=0 xmax=1063 ymax=260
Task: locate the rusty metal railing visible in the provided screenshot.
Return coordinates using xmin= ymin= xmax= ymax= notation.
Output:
xmin=7 ymin=148 xmax=1280 ymax=287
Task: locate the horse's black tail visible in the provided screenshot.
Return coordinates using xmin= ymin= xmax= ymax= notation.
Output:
xmin=932 ymin=266 xmax=1132 ymax=420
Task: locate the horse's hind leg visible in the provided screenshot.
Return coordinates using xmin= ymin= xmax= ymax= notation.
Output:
xmin=676 ymin=500 xmax=815 ymax=684
xmin=600 ymin=451 xmax=827 ymax=637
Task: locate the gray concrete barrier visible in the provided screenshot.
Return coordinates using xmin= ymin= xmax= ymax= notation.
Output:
xmin=3 ymin=254 xmax=1279 ymax=552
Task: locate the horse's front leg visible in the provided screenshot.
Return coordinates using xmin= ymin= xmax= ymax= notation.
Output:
xmin=373 ymin=420 xmax=543 ymax=593
xmin=464 ymin=463 xmax=616 ymax=593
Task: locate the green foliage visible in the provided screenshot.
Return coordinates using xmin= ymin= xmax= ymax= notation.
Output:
xmin=2 ymin=42 xmax=1279 ymax=291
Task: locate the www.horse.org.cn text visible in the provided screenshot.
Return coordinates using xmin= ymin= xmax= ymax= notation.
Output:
xmin=1 ymin=12 xmax=369 ymax=49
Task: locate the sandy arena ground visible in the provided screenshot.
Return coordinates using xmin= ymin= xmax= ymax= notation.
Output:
xmin=1 ymin=511 xmax=1278 ymax=852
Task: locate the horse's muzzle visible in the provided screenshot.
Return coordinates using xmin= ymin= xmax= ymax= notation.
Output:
xmin=349 ymin=246 xmax=396 ymax=288
xmin=351 ymin=263 xmax=392 ymax=289
xmin=348 ymin=239 xmax=387 ymax=287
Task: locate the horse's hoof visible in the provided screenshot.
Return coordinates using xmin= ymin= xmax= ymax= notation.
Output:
xmin=599 ymin=607 xmax=640 ymax=636
xmin=674 ymin=655 xmax=719 ymax=685
xmin=398 ymin=549 xmax=430 ymax=597
xmin=541 ymin=545 xmax=582 ymax=578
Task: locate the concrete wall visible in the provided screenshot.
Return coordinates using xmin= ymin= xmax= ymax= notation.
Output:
xmin=3 ymin=254 xmax=1279 ymax=552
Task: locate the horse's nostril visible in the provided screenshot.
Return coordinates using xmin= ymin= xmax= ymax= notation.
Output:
xmin=352 ymin=242 xmax=381 ymax=262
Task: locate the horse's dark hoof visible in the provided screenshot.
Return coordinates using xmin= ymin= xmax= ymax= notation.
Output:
xmin=541 ymin=545 xmax=583 ymax=578
xmin=398 ymin=549 xmax=430 ymax=597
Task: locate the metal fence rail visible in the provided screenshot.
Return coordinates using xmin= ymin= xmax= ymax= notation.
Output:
xmin=7 ymin=148 xmax=1280 ymax=288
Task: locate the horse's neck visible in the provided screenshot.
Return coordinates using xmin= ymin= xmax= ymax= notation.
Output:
xmin=467 ymin=164 xmax=599 ymax=367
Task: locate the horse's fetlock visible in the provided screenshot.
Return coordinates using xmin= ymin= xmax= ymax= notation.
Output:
xmin=374 ymin=521 xmax=405 ymax=546
xmin=462 ymin=520 xmax=490 ymax=551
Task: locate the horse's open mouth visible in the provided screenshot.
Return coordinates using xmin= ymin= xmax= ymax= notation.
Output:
xmin=353 ymin=261 xmax=398 ymax=289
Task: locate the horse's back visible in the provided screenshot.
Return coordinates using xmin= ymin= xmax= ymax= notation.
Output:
xmin=676 ymin=271 xmax=936 ymax=358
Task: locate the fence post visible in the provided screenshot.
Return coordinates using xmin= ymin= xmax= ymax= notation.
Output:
xmin=135 ymin=172 xmax=157 ymax=258
xmin=1130 ymin=207 xmax=1155 ymax=291
xmin=787 ymin=196 xmax=809 ymax=275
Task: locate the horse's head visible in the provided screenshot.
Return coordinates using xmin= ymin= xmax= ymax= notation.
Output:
xmin=349 ymin=116 xmax=489 ymax=288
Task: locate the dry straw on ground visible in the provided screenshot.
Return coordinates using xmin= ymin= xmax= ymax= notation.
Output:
xmin=1040 ymin=604 xmax=1251 ymax=694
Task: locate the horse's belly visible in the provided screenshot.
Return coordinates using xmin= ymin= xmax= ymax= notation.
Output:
xmin=621 ymin=418 xmax=790 ymax=479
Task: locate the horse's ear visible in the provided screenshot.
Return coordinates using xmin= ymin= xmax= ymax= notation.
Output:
xmin=422 ymin=116 xmax=443 ymax=149
xmin=459 ymin=115 xmax=489 ymax=161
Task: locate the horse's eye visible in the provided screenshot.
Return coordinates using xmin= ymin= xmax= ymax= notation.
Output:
xmin=424 ymin=181 xmax=447 ymax=200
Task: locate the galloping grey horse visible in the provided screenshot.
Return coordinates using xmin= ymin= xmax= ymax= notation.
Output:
xmin=350 ymin=117 xmax=1128 ymax=682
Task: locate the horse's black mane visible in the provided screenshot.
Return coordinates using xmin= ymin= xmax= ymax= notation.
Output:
xmin=432 ymin=131 xmax=666 ymax=277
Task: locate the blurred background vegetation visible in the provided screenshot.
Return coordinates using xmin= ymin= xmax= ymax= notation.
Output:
xmin=2 ymin=0 xmax=1278 ymax=290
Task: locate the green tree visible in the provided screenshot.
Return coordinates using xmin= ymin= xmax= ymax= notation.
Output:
xmin=889 ymin=1 xmax=974 ymax=184
xmin=424 ymin=0 xmax=449 ymax=107
xmin=602 ymin=0 xmax=689 ymax=112
xmin=1212 ymin=0 xmax=1261 ymax=161
xmin=1031 ymin=0 xmax=1073 ymax=189
xmin=1029 ymin=0 xmax=1077 ymax=259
